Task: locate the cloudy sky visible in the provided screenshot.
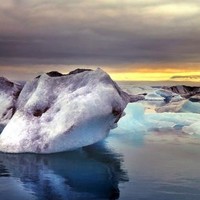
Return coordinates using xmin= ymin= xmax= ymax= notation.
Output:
xmin=0 ymin=0 xmax=200 ymax=80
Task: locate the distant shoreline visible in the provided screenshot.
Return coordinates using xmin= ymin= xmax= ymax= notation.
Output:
xmin=117 ymin=80 xmax=200 ymax=87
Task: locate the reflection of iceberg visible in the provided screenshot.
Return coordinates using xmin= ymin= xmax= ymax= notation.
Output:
xmin=0 ymin=142 xmax=128 ymax=200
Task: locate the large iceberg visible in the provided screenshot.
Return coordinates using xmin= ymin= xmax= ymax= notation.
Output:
xmin=0 ymin=69 xmax=130 ymax=153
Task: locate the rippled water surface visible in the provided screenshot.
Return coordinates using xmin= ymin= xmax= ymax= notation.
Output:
xmin=1 ymin=132 xmax=200 ymax=200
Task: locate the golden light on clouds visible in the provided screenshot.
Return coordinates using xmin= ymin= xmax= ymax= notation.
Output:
xmin=147 ymin=3 xmax=200 ymax=16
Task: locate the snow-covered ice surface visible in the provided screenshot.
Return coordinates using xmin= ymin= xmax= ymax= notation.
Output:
xmin=0 ymin=69 xmax=130 ymax=153
xmin=0 ymin=78 xmax=23 ymax=127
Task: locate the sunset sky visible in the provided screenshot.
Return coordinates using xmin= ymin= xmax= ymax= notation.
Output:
xmin=0 ymin=0 xmax=200 ymax=81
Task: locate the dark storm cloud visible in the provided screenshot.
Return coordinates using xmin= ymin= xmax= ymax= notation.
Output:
xmin=0 ymin=0 xmax=200 ymax=67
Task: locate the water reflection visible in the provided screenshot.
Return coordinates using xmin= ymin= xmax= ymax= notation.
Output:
xmin=0 ymin=142 xmax=128 ymax=200
xmin=0 ymin=160 xmax=9 ymax=177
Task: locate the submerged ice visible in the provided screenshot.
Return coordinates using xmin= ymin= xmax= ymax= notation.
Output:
xmin=0 ymin=69 xmax=130 ymax=153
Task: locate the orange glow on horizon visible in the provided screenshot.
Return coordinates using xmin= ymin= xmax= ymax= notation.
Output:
xmin=109 ymin=71 xmax=200 ymax=81
xmin=105 ymin=63 xmax=200 ymax=81
xmin=110 ymin=72 xmax=170 ymax=81
xmin=1 ymin=63 xmax=200 ymax=82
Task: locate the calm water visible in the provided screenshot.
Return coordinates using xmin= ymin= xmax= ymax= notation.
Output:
xmin=1 ymin=132 xmax=200 ymax=200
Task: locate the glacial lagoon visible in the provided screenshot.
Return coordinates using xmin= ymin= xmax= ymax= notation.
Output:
xmin=1 ymin=131 xmax=200 ymax=200
xmin=1 ymin=81 xmax=200 ymax=200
